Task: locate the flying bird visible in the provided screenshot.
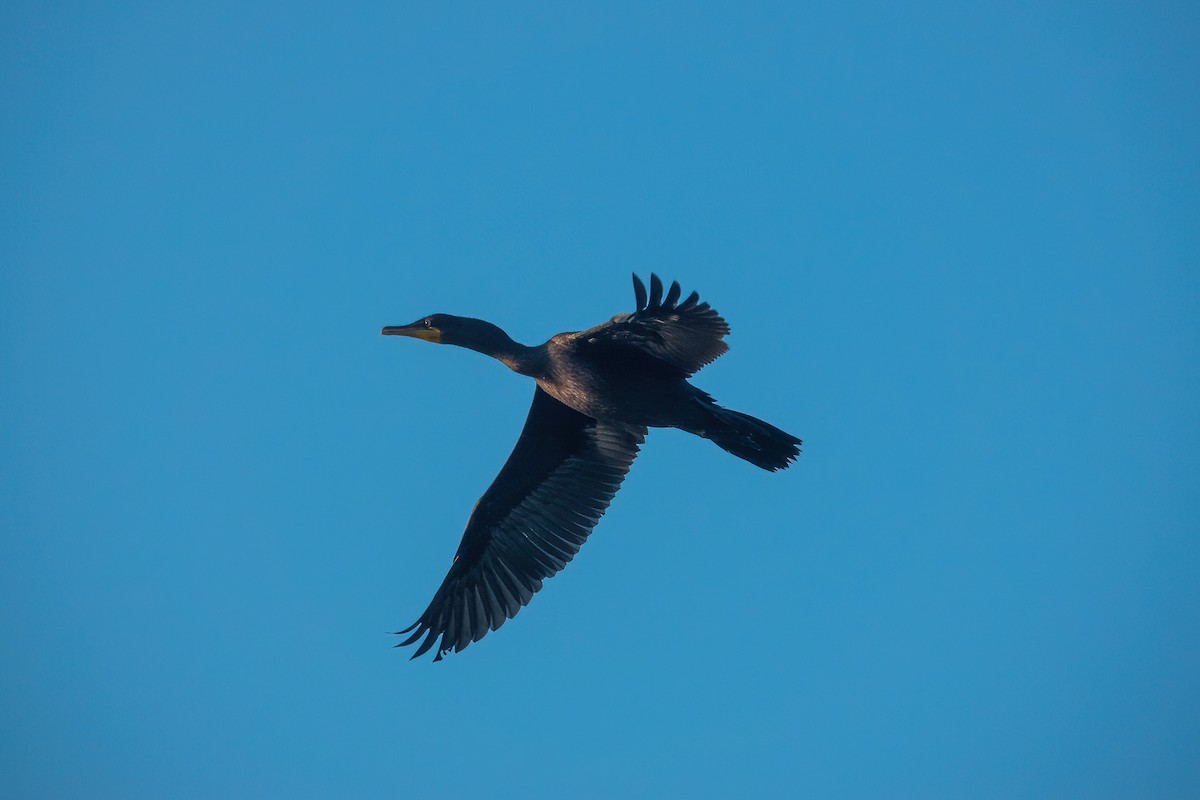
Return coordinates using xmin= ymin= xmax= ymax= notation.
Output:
xmin=382 ymin=274 xmax=801 ymax=661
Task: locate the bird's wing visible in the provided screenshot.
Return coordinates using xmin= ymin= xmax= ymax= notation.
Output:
xmin=577 ymin=273 xmax=731 ymax=377
xmin=396 ymin=386 xmax=646 ymax=661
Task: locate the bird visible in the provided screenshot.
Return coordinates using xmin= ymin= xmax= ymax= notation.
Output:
xmin=382 ymin=273 xmax=801 ymax=661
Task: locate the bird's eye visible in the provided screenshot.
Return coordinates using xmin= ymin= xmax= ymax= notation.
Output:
xmin=424 ymin=318 xmax=433 ymax=327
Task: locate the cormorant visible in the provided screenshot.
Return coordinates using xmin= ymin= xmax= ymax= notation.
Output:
xmin=382 ymin=274 xmax=801 ymax=661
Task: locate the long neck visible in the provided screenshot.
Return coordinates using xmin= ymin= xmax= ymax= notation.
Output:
xmin=456 ymin=321 xmax=541 ymax=376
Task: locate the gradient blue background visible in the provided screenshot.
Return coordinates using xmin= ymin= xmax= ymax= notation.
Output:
xmin=3 ymin=3 xmax=1198 ymax=797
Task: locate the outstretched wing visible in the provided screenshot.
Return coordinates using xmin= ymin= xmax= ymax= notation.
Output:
xmin=396 ymin=386 xmax=646 ymax=661
xmin=579 ymin=273 xmax=731 ymax=377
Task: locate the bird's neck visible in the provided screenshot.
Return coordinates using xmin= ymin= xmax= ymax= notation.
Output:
xmin=494 ymin=343 xmax=541 ymax=376
xmin=460 ymin=329 xmax=541 ymax=376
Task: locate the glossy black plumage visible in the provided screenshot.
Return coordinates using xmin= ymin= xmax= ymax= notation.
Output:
xmin=383 ymin=274 xmax=801 ymax=661
xmin=582 ymin=273 xmax=730 ymax=378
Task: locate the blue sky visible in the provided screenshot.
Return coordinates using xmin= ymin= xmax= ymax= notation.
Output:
xmin=2 ymin=2 xmax=1197 ymax=797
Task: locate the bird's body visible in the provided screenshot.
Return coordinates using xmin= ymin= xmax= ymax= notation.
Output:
xmin=533 ymin=334 xmax=692 ymax=425
xmin=383 ymin=274 xmax=801 ymax=661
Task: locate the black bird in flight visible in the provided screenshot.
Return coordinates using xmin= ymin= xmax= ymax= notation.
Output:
xmin=382 ymin=274 xmax=801 ymax=661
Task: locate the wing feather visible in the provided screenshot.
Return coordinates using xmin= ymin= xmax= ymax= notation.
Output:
xmin=580 ymin=273 xmax=731 ymax=376
xmin=396 ymin=386 xmax=645 ymax=661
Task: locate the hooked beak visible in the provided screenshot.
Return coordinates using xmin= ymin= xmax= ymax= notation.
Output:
xmin=381 ymin=321 xmax=441 ymax=343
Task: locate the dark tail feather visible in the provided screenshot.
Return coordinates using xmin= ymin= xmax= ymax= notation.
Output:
xmin=696 ymin=402 xmax=802 ymax=471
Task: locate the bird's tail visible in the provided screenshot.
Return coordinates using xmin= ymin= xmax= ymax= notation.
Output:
xmin=693 ymin=400 xmax=802 ymax=472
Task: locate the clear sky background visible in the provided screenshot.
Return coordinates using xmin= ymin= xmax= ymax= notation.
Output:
xmin=2 ymin=3 xmax=1198 ymax=798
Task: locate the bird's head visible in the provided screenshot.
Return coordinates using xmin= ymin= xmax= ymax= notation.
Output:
xmin=381 ymin=314 xmax=515 ymax=352
xmin=381 ymin=314 xmax=450 ymax=344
